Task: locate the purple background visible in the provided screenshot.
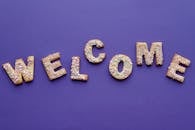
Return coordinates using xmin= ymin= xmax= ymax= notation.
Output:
xmin=0 ymin=0 xmax=195 ymax=129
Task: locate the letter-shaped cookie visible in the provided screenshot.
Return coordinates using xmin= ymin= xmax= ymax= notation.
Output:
xmin=136 ymin=42 xmax=163 ymax=65
xmin=109 ymin=54 xmax=133 ymax=80
xmin=71 ymin=56 xmax=88 ymax=81
xmin=84 ymin=39 xmax=106 ymax=64
xmin=166 ymin=54 xmax=191 ymax=83
xmin=2 ymin=56 xmax=34 ymax=85
xmin=42 ymin=52 xmax=66 ymax=80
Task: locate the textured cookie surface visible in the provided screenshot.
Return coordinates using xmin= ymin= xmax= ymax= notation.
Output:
xmin=166 ymin=54 xmax=191 ymax=83
xmin=109 ymin=54 xmax=133 ymax=80
xmin=2 ymin=56 xmax=34 ymax=85
xmin=71 ymin=56 xmax=88 ymax=81
xmin=84 ymin=39 xmax=106 ymax=64
xmin=42 ymin=52 xmax=66 ymax=80
xmin=136 ymin=42 xmax=163 ymax=65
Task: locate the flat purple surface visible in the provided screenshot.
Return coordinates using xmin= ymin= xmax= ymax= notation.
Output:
xmin=0 ymin=0 xmax=195 ymax=129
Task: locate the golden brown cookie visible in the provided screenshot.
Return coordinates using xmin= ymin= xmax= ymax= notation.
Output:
xmin=42 ymin=52 xmax=66 ymax=80
xmin=166 ymin=53 xmax=191 ymax=83
xmin=84 ymin=39 xmax=106 ymax=64
xmin=71 ymin=56 xmax=88 ymax=81
xmin=136 ymin=42 xmax=163 ymax=65
xmin=109 ymin=54 xmax=133 ymax=80
xmin=2 ymin=56 xmax=34 ymax=85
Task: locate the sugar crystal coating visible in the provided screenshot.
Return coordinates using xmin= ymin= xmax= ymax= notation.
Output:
xmin=2 ymin=56 xmax=34 ymax=85
xmin=166 ymin=53 xmax=191 ymax=83
xmin=84 ymin=39 xmax=106 ymax=64
xmin=71 ymin=56 xmax=88 ymax=81
xmin=42 ymin=52 xmax=66 ymax=80
xmin=109 ymin=54 xmax=133 ymax=80
xmin=136 ymin=42 xmax=163 ymax=65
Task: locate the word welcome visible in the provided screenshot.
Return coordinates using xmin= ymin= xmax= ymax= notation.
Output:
xmin=2 ymin=39 xmax=191 ymax=86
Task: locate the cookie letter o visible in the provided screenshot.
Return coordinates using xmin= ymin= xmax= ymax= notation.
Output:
xmin=109 ymin=54 xmax=133 ymax=80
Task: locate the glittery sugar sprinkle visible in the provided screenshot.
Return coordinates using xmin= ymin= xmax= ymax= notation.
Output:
xmin=2 ymin=56 xmax=34 ymax=85
xmin=42 ymin=52 xmax=67 ymax=80
xmin=166 ymin=54 xmax=191 ymax=83
xmin=109 ymin=54 xmax=133 ymax=80
xmin=71 ymin=56 xmax=88 ymax=81
xmin=136 ymin=42 xmax=163 ymax=66
xmin=84 ymin=39 xmax=106 ymax=64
